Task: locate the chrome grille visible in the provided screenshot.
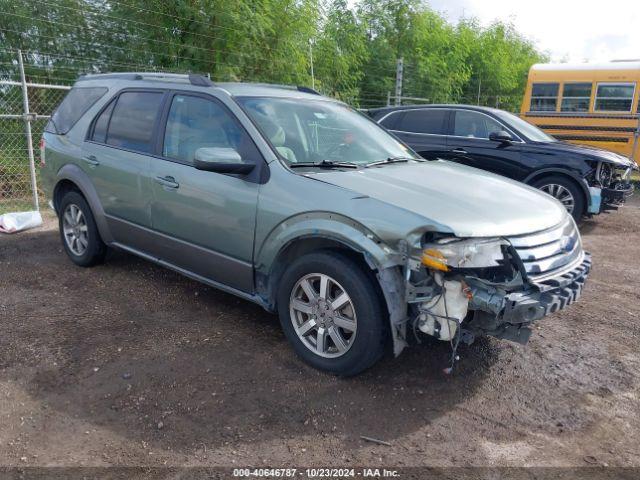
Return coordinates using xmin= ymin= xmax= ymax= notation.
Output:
xmin=508 ymin=218 xmax=584 ymax=281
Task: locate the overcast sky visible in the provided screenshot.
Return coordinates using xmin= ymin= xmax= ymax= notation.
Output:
xmin=427 ymin=0 xmax=640 ymax=63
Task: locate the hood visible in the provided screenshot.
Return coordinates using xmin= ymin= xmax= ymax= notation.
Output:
xmin=533 ymin=140 xmax=637 ymax=169
xmin=306 ymin=161 xmax=567 ymax=237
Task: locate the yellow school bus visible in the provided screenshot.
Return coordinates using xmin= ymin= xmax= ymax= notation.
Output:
xmin=521 ymin=61 xmax=640 ymax=160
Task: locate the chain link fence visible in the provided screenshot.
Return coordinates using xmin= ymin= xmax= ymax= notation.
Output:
xmin=0 ymin=51 xmax=71 ymax=215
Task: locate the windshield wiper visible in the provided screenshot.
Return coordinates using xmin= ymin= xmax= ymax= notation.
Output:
xmin=289 ymin=160 xmax=359 ymax=169
xmin=365 ymin=156 xmax=415 ymax=167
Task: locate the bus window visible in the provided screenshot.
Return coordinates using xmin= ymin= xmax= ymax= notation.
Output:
xmin=530 ymin=83 xmax=559 ymax=111
xmin=561 ymin=83 xmax=592 ymax=112
xmin=594 ymin=83 xmax=635 ymax=112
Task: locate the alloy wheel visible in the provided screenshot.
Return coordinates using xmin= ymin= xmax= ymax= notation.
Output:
xmin=539 ymin=183 xmax=575 ymax=214
xmin=289 ymin=273 xmax=357 ymax=358
xmin=62 ymin=203 xmax=89 ymax=256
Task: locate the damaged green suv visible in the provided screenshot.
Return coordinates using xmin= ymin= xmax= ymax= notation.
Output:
xmin=42 ymin=73 xmax=591 ymax=376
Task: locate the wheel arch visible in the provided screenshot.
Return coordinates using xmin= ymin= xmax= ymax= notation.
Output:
xmin=524 ymin=168 xmax=591 ymax=208
xmin=255 ymin=212 xmax=409 ymax=356
xmin=53 ymin=164 xmax=114 ymax=243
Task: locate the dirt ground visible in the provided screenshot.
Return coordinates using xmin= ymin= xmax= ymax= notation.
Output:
xmin=1 ymin=198 xmax=639 ymax=471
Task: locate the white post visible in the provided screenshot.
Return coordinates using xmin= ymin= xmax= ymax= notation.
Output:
xmin=17 ymin=49 xmax=39 ymax=211
xmin=387 ymin=91 xmax=391 ymax=106
xmin=309 ymin=40 xmax=315 ymax=90
xmin=395 ymin=58 xmax=403 ymax=106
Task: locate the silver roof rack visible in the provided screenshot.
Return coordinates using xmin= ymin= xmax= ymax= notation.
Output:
xmin=77 ymin=72 xmax=214 ymax=87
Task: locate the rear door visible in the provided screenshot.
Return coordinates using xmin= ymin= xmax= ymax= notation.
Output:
xmin=383 ymin=108 xmax=449 ymax=159
xmin=83 ymin=89 xmax=166 ymax=250
xmin=148 ymin=92 xmax=262 ymax=293
xmin=447 ymin=109 xmax=525 ymax=179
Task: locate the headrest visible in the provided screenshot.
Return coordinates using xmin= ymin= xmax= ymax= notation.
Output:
xmin=270 ymin=125 xmax=286 ymax=147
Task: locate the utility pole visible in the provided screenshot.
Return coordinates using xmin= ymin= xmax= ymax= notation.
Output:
xmin=395 ymin=58 xmax=403 ymax=106
xmin=309 ymin=40 xmax=315 ymax=90
xmin=386 ymin=91 xmax=391 ymax=107
xmin=477 ymin=77 xmax=481 ymax=105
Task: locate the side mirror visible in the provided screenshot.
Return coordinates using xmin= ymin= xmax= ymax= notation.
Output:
xmin=489 ymin=131 xmax=514 ymax=143
xmin=194 ymin=147 xmax=255 ymax=174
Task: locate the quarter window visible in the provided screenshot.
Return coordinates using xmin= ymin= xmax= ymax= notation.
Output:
xmin=105 ymin=91 xmax=164 ymax=153
xmin=48 ymin=87 xmax=108 ymax=134
xmin=453 ymin=110 xmax=504 ymax=139
xmin=530 ymin=83 xmax=559 ymax=112
xmin=595 ymin=83 xmax=635 ymax=112
xmin=396 ymin=109 xmax=447 ymax=135
xmin=163 ymin=94 xmax=257 ymax=165
xmin=561 ymin=83 xmax=592 ymax=112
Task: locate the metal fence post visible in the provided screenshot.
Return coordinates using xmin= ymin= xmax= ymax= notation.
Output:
xmin=395 ymin=58 xmax=403 ymax=106
xmin=632 ymin=114 xmax=640 ymax=162
xmin=17 ymin=49 xmax=39 ymax=212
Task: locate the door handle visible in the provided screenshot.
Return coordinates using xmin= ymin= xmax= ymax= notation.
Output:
xmin=82 ymin=155 xmax=100 ymax=166
xmin=450 ymin=148 xmax=468 ymax=155
xmin=155 ymin=175 xmax=180 ymax=189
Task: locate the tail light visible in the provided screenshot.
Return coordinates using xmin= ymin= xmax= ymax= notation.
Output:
xmin=39 ymin=138 xmax=45 ymax=167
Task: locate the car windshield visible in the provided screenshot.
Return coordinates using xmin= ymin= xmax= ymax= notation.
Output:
xmin=493 ymin=110 xmax=557 ymax=143
xmin=237 ymin=97 xmax=419 ymax=166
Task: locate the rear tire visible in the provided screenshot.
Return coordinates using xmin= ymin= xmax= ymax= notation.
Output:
xmin=532 ymin=175 xmax=585 ymax=222
xmin=58 ymin=191 xmax=106 ymax=267
xmin=277 ymin=251 xmax=387 ymax=376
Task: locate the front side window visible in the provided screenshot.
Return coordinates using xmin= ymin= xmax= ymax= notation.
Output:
xmin=595 ymin=83 xmax=635 ymax=112
xmin=396 ymin=109 xmax=447 ymax=135
xmin=238 ymin=97 xmax=417 ymax=166
xmin=49 ymin=87 xmax=108 ymax=134
xmin=105 ymin=91 xmax=164 ymax=153
xmin=494 ymin=110 xmax=556 ymax=142
xmin=163 ymin=94 xmax=257 ymax=164
xmin=530 ymin=83 xmax=559 ymax=112
xmin=453 ymin=110 xmax=504 ymax=139
xmin=561 ymin=83 xmax=592 ymax=112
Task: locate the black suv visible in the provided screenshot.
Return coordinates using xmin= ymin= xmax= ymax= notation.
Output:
xmin=369 ymin=105 xmax=637 ymax=221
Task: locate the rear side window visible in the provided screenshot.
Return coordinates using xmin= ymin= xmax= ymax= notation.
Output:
xmin=48 ymin=87 xmax=107 ymax=134
xmin=530 ymin=83 xmax=559 ymax=112
xmin=379 ymin=111 xmax=401 ymax=129
xmin=104 ymin=91 xmax=164 ymax=153
xmin=397 ymin=109 xmax=447 ymax=135
xmin=91 ymin=101 xmax=115 ymax=144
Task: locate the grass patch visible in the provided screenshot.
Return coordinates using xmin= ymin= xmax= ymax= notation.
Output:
xmin=0 ymin=197 xmax=35 ymax=215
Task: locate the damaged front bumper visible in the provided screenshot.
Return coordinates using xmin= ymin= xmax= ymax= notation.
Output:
xmin=463 ymin=253 xmax=591 ymax=344
xmin=588 ymin=164 xmax=636 ymax=214
xmin=396 ymin=220 xmax=592 ymax=354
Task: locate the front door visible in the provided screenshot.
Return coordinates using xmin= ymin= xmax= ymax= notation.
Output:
xmin=447 ymin=109 xmax=525 ymax=180
xmin=149 ymin=93 xmax=262 ymax=293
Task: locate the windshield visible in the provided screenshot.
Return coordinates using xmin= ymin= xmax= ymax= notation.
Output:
xmin=493 ymin=110 xmax=557 ymax=143
xmin=237 ymin=97 xmax=419 ymax=166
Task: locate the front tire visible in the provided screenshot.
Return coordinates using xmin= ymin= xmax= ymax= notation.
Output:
xmin=532 ymin=175 xmax=585 ymax=222
xmin=277 ymin=251 xmax=387 ymax=376
xmin=58 ymin=191 xmax=107 ymax=267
